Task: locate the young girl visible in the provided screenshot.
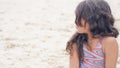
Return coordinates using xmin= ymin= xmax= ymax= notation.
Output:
xmin=66 ymin=0 xmax=119 ymax=68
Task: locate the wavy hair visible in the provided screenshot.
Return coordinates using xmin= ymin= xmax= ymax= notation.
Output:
xmin=66 ymin=0 xmax=119 ymax=63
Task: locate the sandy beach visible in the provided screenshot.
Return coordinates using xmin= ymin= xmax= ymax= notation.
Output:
xmin=0 ymin=0 xmax=120 ymax=68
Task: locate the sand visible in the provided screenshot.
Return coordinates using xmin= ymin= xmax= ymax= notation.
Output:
xmin=0 ymin=0 xmax=120 ymax=68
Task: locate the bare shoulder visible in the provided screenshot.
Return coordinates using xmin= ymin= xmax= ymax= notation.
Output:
xmin=102 ymin=36 xmax=118 ymax=44
xmin=102 ymin=36 xmax=119 ymax=52
xmin=70 ymin=43 xmax=78 ymax=53
xmin=71 ymin=43 xmax=78 ymax=51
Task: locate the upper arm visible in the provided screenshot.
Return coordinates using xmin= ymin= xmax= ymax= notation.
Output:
xmin=70 ymin=43 xmax=79 ymax=68
xmin=102 ymin=37 xmax=119 ymax=68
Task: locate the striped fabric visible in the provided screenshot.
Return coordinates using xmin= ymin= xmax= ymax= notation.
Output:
xmin=80 ymin=37 xmax=105 ymax=68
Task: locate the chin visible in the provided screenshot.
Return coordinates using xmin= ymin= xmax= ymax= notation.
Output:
xmin=78 ymin=32 xmax=85 ymax=34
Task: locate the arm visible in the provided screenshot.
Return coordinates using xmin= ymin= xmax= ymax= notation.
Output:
xmin=102 ymin=37 xmax=119 ymax=68
xmin=70 ymin=43 xmax=79 ymax=68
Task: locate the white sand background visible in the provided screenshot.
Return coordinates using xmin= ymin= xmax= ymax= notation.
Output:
xmin=0 ymin=0 xmax=120 ymax=68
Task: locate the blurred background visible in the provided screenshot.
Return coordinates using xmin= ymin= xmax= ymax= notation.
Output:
xmin=0 ymin=0 xmax=120 ymax=68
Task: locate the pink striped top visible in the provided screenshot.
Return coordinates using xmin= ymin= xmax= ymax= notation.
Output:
xmin=80 ymin=37 xmax=105 ymax=68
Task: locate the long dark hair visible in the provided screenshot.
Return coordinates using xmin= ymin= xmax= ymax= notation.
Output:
xmin=66 ymin=0 xmax=119 ymax=63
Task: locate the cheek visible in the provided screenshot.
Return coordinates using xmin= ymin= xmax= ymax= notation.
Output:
xmin=76 ymin=26 xmax=85 ymax=33
xmin=86 ymin=24 xmax=90 ymax=31
xmin=76 ymin=26 xmax=82 ymax=30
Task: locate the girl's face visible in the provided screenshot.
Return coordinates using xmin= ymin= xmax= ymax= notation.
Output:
xmin=76 ymin=18 xmax=90 ymax=34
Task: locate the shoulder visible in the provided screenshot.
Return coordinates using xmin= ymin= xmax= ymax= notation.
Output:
xmin=70 ymin=43 xmax=79 ymax=56
xmin=102 ymin=36 xmax=118 ymax=45
xmin=102 ymin=36 xmax=116 ymax=42
xmin=71 ymin=43 xmax=78 ymax=50
xmin=102 ymin=36 xmax=119 ymax=52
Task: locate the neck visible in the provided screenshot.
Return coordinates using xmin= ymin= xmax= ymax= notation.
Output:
xmin=87 ymin=31 xmax=99 ymax=44
xmin=87 ymin=32 xmax=93 ymax=41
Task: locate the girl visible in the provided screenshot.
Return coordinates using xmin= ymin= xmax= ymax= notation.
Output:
xmin=66 ymin=0 xmax=119 ymax=68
